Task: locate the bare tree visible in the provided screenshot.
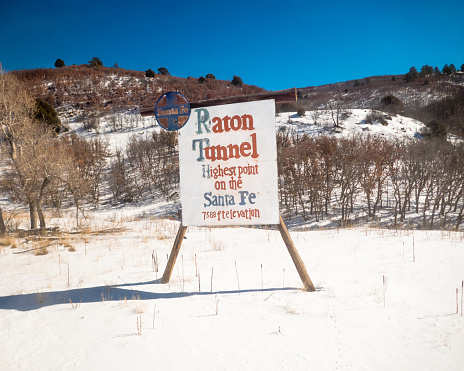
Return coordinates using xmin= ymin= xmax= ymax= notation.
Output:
xmin=0 ymin=67 xmax=59 ymax=229
xmin=310 ymin=110 xmax=321 ymax=125
xmin=66 ymin=134 xmax=109 ymax=205
xmin=326 ymin=98 xmax=347 ymax=128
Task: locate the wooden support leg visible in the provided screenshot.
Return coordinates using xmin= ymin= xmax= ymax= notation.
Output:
xmin=277 ymin=215 xmax=316 ymax=292
xmin=161 ymin=223 xmax=188 ymax=284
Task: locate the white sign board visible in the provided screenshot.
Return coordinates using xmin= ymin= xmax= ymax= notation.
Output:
xmin=179 ymin=99 xmax=279 ymax=226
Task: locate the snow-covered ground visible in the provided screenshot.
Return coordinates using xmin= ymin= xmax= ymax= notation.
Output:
xmin=1 ymin=210 xmax=463 ymax=370
xmin=277 ymin=109 xmax=425 ymax=139
xmin=1 ymin=109 xmax=463 ymax=370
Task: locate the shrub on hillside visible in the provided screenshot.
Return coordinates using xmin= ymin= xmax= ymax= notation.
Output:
xmin=380 ymin=95 xmax=403 ymax=107
xmin=145 ymin=69 xmax=155 ymax=78
xmin=380 ymin=94 xmax=404 ymax=115
xmin=422 ymin=120 xmax=447 ymax=139
xmin=35 ymin=98 xmax=61 ymax=133
xmin=365 ymin=111 xmax=388 ymax=126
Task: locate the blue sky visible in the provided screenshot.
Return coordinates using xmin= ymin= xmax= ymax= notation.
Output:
xmin=1 ymin=0 xmax=463 ymax=91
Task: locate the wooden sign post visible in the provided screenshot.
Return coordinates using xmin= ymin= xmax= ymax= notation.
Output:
xmin=144 ymin=88 xmax=315 ymax=292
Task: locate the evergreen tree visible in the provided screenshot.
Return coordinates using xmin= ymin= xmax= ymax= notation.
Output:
xmin=54 ymin=58 xmax=65 ymax=68
xmin=419 ymin=65 xmax=434 ymax=77
xmin=231 ymin=75 xmax=243 ymax=87
xmin=442 ymin=64 xmax=452 ymax=74
xmin=405 ymin=66 xmax=419 ymax=82
xmin=158 ymin=67 xmax=170 ymax=76
xmin=88 ymin=57 xmax=103 ymax=67
xmin=206 ymin=74 xmax=216 ymax=80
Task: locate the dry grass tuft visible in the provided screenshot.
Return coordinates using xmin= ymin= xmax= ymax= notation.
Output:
xmin=131 ymin=293 xmax=148 ymax=314
xmin=60 ymin=236 xmax=75 ymax=251
xmin=33 ymin=240 xmax=51 ymax=256
xmin=211 ymin=237 xmax=225 ymax=251
xmin=34 ymin=246 xmax=49 ymax=256
xmin=156 ymin=232 xmax=169 ymax=240
xmin=0 ymin=235 xmax=18 ymax=249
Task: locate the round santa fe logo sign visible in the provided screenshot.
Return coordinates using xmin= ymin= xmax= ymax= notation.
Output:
xmin=154 ymin=92 xmax=191 ymax=131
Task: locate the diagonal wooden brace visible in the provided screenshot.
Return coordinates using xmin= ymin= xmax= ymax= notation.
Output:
xmin=277 ymin=215 xmax=316 ymax=292
xmin=161 ymin=223 xmax=188 ymax=284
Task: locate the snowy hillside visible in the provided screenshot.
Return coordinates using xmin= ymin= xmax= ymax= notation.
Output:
xmin=276 ymin=109 xmax=425 ymax=139
xmin=66 ymin=108 xmax=428 ymax=155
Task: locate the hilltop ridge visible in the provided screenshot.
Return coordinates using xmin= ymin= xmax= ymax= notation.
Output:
xmin=11 ymin=65 xmax=464 ymax=137
xmin=12 ymin=65 xmax=264 ymax=118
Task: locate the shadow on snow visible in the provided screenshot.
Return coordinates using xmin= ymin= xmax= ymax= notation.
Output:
xmin=0 ymin=279 xmax=301 ymax=312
